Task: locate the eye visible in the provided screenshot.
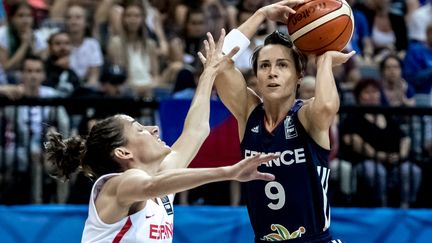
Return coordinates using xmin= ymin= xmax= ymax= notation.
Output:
xmin=259 ymin=63 xmax=270 ymax=69
xmin=278 ymin=62 xmax=288 ymax=68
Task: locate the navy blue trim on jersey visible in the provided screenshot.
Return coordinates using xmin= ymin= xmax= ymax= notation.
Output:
xmin=240 ymin=100 xmax=333 ymax=242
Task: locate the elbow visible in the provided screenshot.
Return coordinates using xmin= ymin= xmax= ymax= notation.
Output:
xmin=319 ymin=99 xmax=340 ymax=115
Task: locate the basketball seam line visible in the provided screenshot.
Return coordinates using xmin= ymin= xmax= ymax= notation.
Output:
xmin=289 ymin=2 xmax=351 ymax=41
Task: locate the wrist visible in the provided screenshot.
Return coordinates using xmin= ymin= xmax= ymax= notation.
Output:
xmin=220 ymin=166 xmax=233 ymax=180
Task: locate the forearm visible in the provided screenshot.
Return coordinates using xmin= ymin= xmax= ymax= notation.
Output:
xmin=4 ymin=44 xmax=30 ymax=71
xmin=182 ymin=70 xmax=216 ymax=134
xmin=315 ymin=56 xmax=340 ymax=113
xmin=147 ymin=167 xmax=230 ymax=198
xmin=237 ymin=10 xmax=266 ymax=39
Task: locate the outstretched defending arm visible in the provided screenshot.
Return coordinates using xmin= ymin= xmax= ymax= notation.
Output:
xmin=160 ymin=29 xmax=239 ymax=171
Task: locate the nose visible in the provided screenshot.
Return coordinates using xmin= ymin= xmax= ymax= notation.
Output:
xmin=268 ymin=65 xmax=277 ymax=79
xmin=148 ymin=126 xmax=159 ymax=136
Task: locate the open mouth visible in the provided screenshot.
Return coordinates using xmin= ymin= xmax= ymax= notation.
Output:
xmin=267 ymin=83 xmax=280 ymax=87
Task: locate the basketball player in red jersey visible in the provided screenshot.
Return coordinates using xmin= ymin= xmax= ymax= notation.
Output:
xmin=214 ymin=0 xmax=355 ymax=242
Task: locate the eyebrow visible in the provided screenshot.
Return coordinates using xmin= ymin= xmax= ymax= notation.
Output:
xmin=259 ymin=59 xmax=291 ymax=63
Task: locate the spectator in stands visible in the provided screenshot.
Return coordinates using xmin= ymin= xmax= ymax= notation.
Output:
xmin=388 ymin=0 xmax=419 ymax=54
xmin=171 ymin=67 xmax=197 ymax=99
xmin=370 ymin=0 xmax=397 ymax=60
xmin=403 ymin=21 xmax=432 ymax=105
xmin=407 ymin=0 xmax=432 ymax=43
xmin=107 ymin=0 xmax=162 ymax=98
xmin=339 ymin=78 xmax=422 ymax=208
xmin=346 ymin=0 xmax=374 ymax=64
xmin=379 ymin=54 xmax=415 ymax=106
xmin=0 ymin=2 xmax=47 ymax=83
xmin=169 ymin=7 xmax=207 ymax=69
xmin=0 ymin=55 xmax=69 ymax=204
xmin=65 ymin=3 xmax=103 ymax=86
xmin=44 ymin=31 xmax=81 ymax=97
xmin=44 ymin=30 xmax=277 ymax=242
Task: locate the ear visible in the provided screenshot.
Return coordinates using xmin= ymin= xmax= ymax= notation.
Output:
xmin=113 ymin=147 xmax=133 ymax=160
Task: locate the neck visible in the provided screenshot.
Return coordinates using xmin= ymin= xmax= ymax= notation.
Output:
xmin=126 ymin=32 xmax=139 ymax=42
xmin=70 ymin=32 xmax=84 ymax=46
xmin=263 ymin=97 xmax=296 ymax=130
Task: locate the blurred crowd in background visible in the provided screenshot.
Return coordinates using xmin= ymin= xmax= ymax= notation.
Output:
xmin=0 ymin=0 xmax=431 ymax=208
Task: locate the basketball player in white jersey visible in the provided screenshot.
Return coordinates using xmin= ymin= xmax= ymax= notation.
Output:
xmin=44 ymin=29 xmax=277 ymax=243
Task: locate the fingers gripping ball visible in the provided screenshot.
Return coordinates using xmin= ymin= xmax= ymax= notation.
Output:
xmin=287 ymin=0 xmax=354 ymax=55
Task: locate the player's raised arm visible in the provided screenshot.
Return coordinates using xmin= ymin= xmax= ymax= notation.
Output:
xmin=216 ymin=0 xmax=306 ymax=140
xmin=299 ymin=51 xmax=355 ymax=148
xmin=160 ymin=29 xmax=239 ymax=171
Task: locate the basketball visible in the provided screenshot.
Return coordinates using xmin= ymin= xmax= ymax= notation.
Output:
xmin=287 ymin=0 xmax=354 ymax=55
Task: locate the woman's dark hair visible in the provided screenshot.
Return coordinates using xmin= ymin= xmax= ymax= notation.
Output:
xmin=45 ymin=115 xmax=129 ymax=180
xmin=7 ymin=2 xmax=34 ymax=56
xmin=251 ymin=31 xmax=307 ymax=78
xmin=353 ymin=78 xmax=382 ymax=103
xmin=379 ymin=53 xmax=402 ymax=74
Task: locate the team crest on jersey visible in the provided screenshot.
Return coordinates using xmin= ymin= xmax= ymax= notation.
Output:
xmin=161 ymin=196 xmax=173 ymax=215
xmin=284 ymin=116 xmax=297 ymax=139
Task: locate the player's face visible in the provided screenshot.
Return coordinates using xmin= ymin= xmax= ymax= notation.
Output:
xmin=256 ymin=44 xmax=299 ymax=101
xmin=120 ymin=115 xmax=171 ymax=164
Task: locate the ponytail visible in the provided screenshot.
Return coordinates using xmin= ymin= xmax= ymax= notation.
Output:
xmin=44 ymin=131 xmax=86 ymax=180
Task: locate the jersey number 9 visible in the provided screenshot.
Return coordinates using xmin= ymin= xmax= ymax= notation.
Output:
xmin=265 ymin=181 xmax=286 ymax=210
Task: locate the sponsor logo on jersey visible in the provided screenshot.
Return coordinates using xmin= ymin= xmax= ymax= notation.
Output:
xmin=245 ymin=148 xmax=306 ymax=167
xmin=149 ymin=222 xmax=173 ymax=240
xmin=284 ymin=116 xmax=298 ymax=139
xmin=161 ymin=196 xmax=173 ymax=215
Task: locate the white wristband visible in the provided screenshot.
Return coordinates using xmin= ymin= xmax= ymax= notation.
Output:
xmin=222 ymin=29 xmax=251 ymax=62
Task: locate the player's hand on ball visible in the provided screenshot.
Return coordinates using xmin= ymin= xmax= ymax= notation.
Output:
xmin=317 ymin=50 xmax=356 ymax=67
xmin=258 ymin=0 xmax=308 ymax=23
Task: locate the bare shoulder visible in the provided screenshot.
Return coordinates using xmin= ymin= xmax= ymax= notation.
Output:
xmin=99 ymin=170 xmax=148 ymax=197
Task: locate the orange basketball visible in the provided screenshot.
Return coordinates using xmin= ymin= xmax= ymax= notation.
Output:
xmin=287 ymin=0 xmax=354 ymax=55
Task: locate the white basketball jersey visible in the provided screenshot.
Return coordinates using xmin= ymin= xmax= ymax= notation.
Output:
xmin=81 ymin=173 xmax=175 ymax=243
